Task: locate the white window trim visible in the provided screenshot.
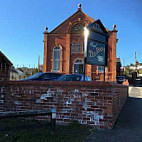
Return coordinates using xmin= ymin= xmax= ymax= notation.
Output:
xmin=73 ymin=58 xmax=84 ymax=74
xmin=53 ymin=46 xmax=61 ymax=72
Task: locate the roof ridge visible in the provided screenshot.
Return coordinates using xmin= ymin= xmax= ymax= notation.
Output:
xmin=50 ymin=10 xmax=81 ymax=33
xmin=0 ymin=51 xmax=13 ymax=65
xmin=50 ymin=9 xmax=94 ymax=34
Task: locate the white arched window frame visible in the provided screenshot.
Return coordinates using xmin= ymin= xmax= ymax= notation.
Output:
xmin=73 ymin=59 xmax=84 ymax=74
xmin=74 ymin=59 xmax=84 ymax=64
xmin=53 ymin=46 xmax=61 ymax=71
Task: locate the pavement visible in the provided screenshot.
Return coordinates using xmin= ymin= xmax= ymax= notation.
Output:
xmin=84 ymin=86 xmax=142 ymax=142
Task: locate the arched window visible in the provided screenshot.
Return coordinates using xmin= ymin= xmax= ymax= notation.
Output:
xmin=71 ymin=23 xmax=85 ymax=34
xmin=71 ymin=42 xmax=76 ymax=53
xmin=53 ymin=46 xmax=61 ymax=71
xmin=74 ymin=59 xmax=84 ymax=74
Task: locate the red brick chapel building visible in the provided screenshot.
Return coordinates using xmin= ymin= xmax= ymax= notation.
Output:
xmin=43 ymin=4 xmax=118 ymax=81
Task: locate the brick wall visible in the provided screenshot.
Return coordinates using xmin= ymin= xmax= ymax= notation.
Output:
xmin=0 ymin=81 xmax=128 ymax=129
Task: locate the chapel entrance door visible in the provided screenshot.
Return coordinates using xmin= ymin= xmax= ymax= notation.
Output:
xmin=74 ymin=59 xmax=84 ymax=74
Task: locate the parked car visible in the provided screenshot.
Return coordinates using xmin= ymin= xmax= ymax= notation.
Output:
xmin=56 ymin=74 xmax=91 ymax=81
xmin=116 ymin=76 xmax=126 ymax=84
xmin=20 ymin=72 xmax=63 ymax=81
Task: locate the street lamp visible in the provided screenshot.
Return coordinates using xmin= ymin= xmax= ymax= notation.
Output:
xmin=84 ymin=27 xmax=89 ymax=57
xmin=83 ymin=27 xmax=89 ymax=81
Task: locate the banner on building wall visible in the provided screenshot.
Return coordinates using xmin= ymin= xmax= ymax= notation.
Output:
xmin=85 ymin=19 xmax=109 ymax=66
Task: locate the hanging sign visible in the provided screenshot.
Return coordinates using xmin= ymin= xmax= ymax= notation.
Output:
xmin=85 ymin=19 xmax=109 ymax=66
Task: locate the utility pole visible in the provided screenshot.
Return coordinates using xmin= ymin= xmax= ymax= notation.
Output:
xmin=135 ymin=52 xmax=136 ymax=66
xmin=135 ymin=52 xmax=137 ymax=73
xmin=123 ymin=58 xmax=125 ymax=74
xmin=38 ymin=56 xmax=40 ymax=72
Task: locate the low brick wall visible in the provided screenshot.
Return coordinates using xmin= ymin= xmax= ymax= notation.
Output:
xmin=0 ymin=81 xmax=128 ymax=129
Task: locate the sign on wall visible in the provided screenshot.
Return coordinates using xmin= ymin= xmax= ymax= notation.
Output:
xmin=87 ymin=40 xmax=105 ymax=66
xmin=85 ymin=19 xmax=109 ymax=66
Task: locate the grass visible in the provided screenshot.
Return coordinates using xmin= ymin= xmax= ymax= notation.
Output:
xmin=0 ymin=118 xmax=92 ymax=142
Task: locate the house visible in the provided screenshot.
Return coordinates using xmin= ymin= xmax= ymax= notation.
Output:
xmin=43 ymin=4 xmax=118 ymax=81
xmin=10 ymin=66 xmax=25 ymax=80
xmin=116 ymin=58 xmax=122 ymax=76
xmin=0 ymin=51 xmax=12 ymax=81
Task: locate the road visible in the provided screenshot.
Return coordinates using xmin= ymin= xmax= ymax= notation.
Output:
xmin=84 ymin=86 xmax=142 ymax=142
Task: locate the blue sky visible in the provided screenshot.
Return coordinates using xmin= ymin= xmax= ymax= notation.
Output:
xmin=0 ymin=0 xmax=142 ymax=67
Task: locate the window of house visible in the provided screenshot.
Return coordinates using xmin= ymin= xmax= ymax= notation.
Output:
xmin=78 ymin=43 xmax=81 ymax=53
xmin=98 ymin=66 xmax=104 ymax=73
xmin=53 ymin=46 xmax=61 ymax=71
xmin=71 ymin=23 xmax=85 ymax=34
xmin=71 ymin=42 xmax=76 ymax=53
xmin=82 ymin=42 xmax=84 ymax=53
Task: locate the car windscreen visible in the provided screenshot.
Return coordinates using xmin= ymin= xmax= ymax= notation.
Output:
xmin=52 ymin=73 xmax=62 ymax=78
xmin=86 ymin=76 xmax=91 ymax=81
xmin=57 ymin=75 xmax=81 ymax=81
xmin=117 ymin=76 xmax=125 ymax=79
xmin=43 ymin=73 xmax=62 ymax=80
xmin=28 ymin=72 xmax=43 ymax=79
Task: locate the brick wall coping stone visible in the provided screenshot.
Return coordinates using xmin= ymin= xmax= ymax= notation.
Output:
xmin=0 ymin=81 xmax=127 ymax=88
